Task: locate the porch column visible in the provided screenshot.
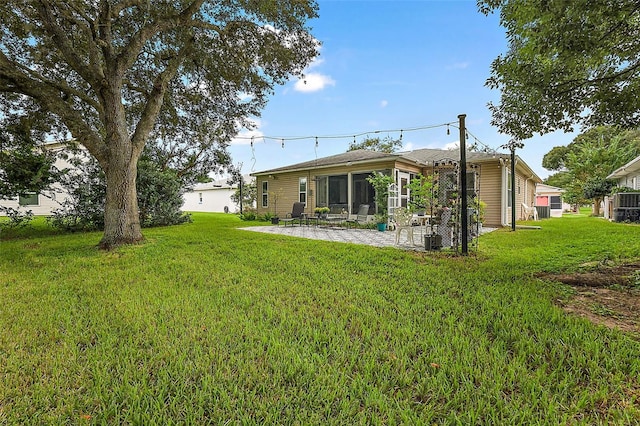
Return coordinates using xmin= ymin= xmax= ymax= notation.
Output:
xmin=347 ymin=172 xmax=352 ymax=215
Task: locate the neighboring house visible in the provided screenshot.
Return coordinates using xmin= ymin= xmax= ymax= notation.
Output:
xmin=604 ymin=154 xmax=640 ymax=220
xmin=1 ymin=141 xmax=251 ymax=216
xmin=252 ymin=148 xmax=542 ymax=228
xmin=0 ymin=142 xmax=73 ymax=216
xmin=182 ymin=175 xmax=254 ymax=213
xmin=535 ymin=183 xmax=569 ymax=218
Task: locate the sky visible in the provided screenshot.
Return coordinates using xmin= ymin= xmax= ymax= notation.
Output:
xmin=227 ymin=0 xmax=579 ymax=180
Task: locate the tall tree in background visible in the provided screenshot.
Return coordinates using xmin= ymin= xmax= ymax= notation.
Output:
xmin=0 ymin=1 xmax=318 ymax=248
xmin=348 ymin=136 xmax=402 ymax=153
xmin=480 ymin=0 xmax=640 ymax=139
xmin=542 ymin=127 xmax=640 ymax=214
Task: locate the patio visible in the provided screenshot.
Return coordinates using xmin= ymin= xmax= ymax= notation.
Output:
xmin=239 ymin=224 xmax=497 ymax=252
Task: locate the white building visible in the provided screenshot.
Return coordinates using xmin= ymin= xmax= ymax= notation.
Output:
xmin=0 ymin=142 xmax=73 ymax=216
xmin=182 ymin=176 xmax=254 ymax=213
xmin=534 ymin=183 xmax=570 ymax=218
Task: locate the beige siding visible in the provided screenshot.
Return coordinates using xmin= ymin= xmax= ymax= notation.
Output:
xmin=256 ymin=160 xmax=397 ymax=217
xmin=478 ymin=164 xmax=503 ymax=227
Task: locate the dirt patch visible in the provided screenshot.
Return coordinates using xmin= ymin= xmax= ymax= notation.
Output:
xmin=537 ymin=262 xmax=640 ymax=336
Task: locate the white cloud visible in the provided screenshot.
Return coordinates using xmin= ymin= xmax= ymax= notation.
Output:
xmin=294 ymin=73 xmax=336 ymax=93
xmin=231 ymin=118 xmax=264 ymax=146
xmin=380 ymin=100 xmax=388 ymax=108
xmin=444 ymin=141 xmax=460 ymax=150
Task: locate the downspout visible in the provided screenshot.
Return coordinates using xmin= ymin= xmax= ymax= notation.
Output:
xmin=499 ymin=158 xmax=509 ymax=227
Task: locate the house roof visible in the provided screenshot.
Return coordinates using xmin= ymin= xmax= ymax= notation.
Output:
xmin=607 ymin=154 xmax=640 ymax=179
xmin=536 ymin=183 xmax=566 ymax=193
xmin=252 ymin=148 xmax=542 ymax=182
xmin=192 ymin=175 xmax=254 ymax=191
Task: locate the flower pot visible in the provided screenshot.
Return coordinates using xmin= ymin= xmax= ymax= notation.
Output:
xmin=377 ymin=223 xmax=387 ymax=232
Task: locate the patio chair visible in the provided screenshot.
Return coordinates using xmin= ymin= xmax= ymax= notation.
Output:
xmin=394 ymin=207 xmax=414 ymax=245
xmin=280 ymin=202 xmax=305 ymax=226
xmin=522 ymin=203 xmax=538 ymax=221
xmin=345 ymin=204 xmax=370 ymax=228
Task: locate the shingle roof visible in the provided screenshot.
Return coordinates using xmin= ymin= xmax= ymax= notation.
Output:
xmin=252 ymin=149 xmax=397 ymax=175
xmin=252 ymin=147 xmax=540 ymax=182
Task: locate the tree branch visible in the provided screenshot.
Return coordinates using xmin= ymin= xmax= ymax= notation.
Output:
xmin=0 ymin=51 xmax=104 ymax=161
xmin=114 ymin=0 xmax=205 ymax=77
xmin=130 ymin=36 xmax=195 ymax=153
xmin=35 ymin=0 xmax=104 ymax=87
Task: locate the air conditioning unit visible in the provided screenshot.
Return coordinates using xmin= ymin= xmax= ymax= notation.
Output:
xmin=613 ymin=192 xmax=640 ymax=222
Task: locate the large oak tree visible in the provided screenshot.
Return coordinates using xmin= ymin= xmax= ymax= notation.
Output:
xmin=0 ymin=0 xmax=318 ymax=248
xmin=480 ymin=0 xmax=640 ymax=139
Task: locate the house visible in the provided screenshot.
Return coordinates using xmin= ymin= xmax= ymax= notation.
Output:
xmin=0 ymin=142 xmax=73 ymax=216
xmin=605 ymin=154 xmax=640 ymax=221
xmin=535 ymin=183 xmax=570 ymax=218
xmin=182 ymin=175 xmax=254 ymax=213
xmin=1 ymin=141 xmax=252 ymax=216
xmin=251 ymin=148 xmax=542 ymax=228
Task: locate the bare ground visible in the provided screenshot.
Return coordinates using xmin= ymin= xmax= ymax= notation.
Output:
xmin=537 ymin=262 xmax=640 ymax=337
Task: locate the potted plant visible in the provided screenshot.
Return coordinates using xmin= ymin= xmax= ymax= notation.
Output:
xmin=374 ymin=212 xmax=388 ymax=231
xmin=268 ymin=188 xmax=283 ymax=224
xmin=314 ymin=206 xmax=330 ymax=219
xmin=366 ymin=172 xmax=394 ymax=232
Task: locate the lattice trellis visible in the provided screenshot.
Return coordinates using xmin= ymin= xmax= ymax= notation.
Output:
xmin=432 ymin=161 xmax=481 ymax=253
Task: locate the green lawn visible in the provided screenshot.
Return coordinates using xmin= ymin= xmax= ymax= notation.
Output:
xmin=1 ymin=214 xmax=639 ymax=424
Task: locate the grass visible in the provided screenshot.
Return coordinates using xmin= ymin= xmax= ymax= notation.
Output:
xmin=1 ymin=214 xmax=639 ymax=424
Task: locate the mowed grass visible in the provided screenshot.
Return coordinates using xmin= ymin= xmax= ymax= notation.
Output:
xmin=1 ymin=214 xmax=639 ymax=424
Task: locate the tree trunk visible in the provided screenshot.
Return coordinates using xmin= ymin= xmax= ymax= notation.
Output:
xmin=99 ymin=155 xmax=144 ymax=249
xmin=593 ymin=197 xmax=602 ymax=216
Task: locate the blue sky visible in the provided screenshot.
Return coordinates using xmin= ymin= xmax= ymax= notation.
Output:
xmin=228 ymin=0 xmax=578 ymax=179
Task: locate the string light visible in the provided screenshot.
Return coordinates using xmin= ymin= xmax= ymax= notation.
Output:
xmin=399 ymin=130 xmax=403 ymax=141
xmin=446 ymin=124 xmax=450 ymax=135
xmin=281 ymin=138 xmax=284 ymax=148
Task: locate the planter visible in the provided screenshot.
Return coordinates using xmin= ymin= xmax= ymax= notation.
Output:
xmin=271 ymin=217 xmax=280 ymax=225
xmin=425 ymin=234 xmax=442 ymax=251
xmin=377 ymin=223 xmax=387 ymax=232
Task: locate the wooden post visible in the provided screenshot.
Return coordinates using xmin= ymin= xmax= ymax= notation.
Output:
xmin=459 ymin=114 xmax=468 ymax=255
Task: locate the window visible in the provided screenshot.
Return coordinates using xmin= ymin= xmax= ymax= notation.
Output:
xmin=299 ymin=177 xmax=307 ymax=204
xmin=19 ymin=193 xmax=39 ymax=206
xmin=262 ymin=181 xmax=268 ymax=208
xmin=550 ymin=196 xmax=562 ymax=210
xmin=351 ymin=173 xmax=375 ymax=213
xmin=316 ymin=175 xmax=348 ymax=213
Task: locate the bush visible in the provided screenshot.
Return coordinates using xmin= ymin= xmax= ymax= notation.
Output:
xmin=49 ymin=150 xmax=190 ymax=231
xmin=0 ymin=207 xmax=34 ymax=230
xmin=239 ymin=208 xmax=257 ymax=221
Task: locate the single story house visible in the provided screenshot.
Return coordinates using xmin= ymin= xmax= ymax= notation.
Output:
xmin=251 ymin=148 xmax=542 ymax=228
xmin=182 ymin=175 xmax=254 ymax=213
xmin=1 ymin=141 xmax=251 ymax=216
xmin=534 ymin=183 xmax=569 ymax=218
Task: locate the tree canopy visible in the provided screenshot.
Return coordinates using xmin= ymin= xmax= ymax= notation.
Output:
xmin=0 ymin=1 xmax=318 ymax=248
xmin=542 ymin=126 xmax=640 ymax=213
xmin=348 ymin=136 xmax=402 ymax=153
xmin=480 ymin=0 xmax=640 ymax=139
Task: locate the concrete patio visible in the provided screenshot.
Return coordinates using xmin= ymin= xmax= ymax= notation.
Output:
xmin=239 ymin=224 xmax=497 ymax=252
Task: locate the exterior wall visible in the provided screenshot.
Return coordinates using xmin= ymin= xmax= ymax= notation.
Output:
xmin=182 ymin=186 xmax=238 ymax=213
xmin=0 ymin=146 xmax=74 ymax=216
xmin=256 ymin=160 xmax=396 ymax=217
xmin=476 ymin=164 xmax=503 ymax=227
xmin=617 ymin=173 xmax=640 ymax=190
